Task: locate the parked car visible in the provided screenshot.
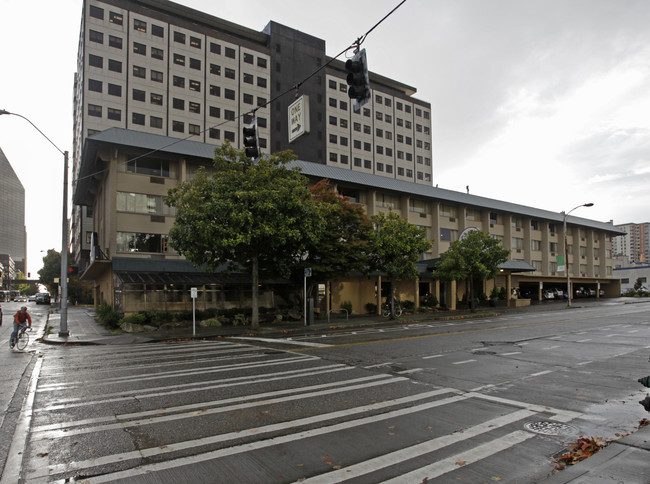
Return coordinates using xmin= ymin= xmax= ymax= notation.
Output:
xmin=28 ymin=294 xmax=37 ymax=302
xmin=542 ymin=290 xmax=555 ymax=300
xmin=35 ymin=293 xmax=51 ymax=305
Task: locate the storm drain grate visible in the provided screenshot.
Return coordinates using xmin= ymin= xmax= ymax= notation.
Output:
xmin=524 ymin=421 xmax=577 ymax=435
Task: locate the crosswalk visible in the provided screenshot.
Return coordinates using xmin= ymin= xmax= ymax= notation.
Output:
xmin=18 ymin=339 xmax=582 ymax=483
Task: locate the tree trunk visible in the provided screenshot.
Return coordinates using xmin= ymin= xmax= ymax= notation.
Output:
xmin=251 ymin=255 xmax=259 ymax=330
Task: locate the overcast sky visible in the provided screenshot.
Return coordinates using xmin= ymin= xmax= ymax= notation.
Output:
xmin=1 ymin=0 xmax=649 ymax=276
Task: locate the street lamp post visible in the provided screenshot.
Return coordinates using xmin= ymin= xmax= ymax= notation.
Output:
xmin=0 ymin=109 xmax=70 ymax=336
xmin=562 ymin=203 xmax=594 ymax=309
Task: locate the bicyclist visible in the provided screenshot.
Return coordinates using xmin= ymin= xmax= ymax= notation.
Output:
xmin=10 ymin=306 xmax=32 ymax=349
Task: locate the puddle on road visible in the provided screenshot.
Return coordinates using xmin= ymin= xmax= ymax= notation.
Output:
xmin=575 ymin=392 xmax=649 ymax=439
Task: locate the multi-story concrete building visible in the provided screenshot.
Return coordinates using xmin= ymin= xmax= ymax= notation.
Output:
xmin=76 ymin=129 xmax=623 ymax=314
xmin=71 ymin=0 xmax=433 ymax=272
xmin=612 ymin=222 xmax=650 ymax=264
xmin=0 ymin=148 xmax=27 ymax=276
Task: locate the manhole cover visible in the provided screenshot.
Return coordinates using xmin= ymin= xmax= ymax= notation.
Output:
xmin=524 ymin=421 xmax=577 ymax=435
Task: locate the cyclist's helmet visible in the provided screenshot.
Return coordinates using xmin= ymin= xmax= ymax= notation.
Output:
xmin=21 ymin=306 xmax=27 ymax=311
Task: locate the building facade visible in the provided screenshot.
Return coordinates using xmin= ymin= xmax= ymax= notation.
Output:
xmin=71 ymin=0 xmax=433 ymax=272
xmin=612 ymin=222 xmax=650 ymax=264
xmin=75 ymin=129 xmax=623 ymax=314
xmin=0 ymin=148 xmax=27 ymax=276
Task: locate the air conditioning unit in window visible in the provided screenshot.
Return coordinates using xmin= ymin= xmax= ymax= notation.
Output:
xmin=516 ymin=228 xmax=521 ymax=232
xmin=516 ymin=249 xmax=521 ymax=253
xmin=449 ymin=217 xmax=455 ymax=222
xmin=550 ymin=232 xmax=555 ymax=236
xmin=490 ymin=224 xmax=494 ymax=228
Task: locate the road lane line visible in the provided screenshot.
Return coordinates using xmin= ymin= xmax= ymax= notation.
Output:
xmin=452 ymin=359 xmax=476 ymax=365
xmin=230 ymin=336 xmax=331 ymax=347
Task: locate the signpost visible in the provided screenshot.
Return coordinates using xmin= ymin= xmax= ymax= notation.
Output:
xmin=190 ymin=287 xmax=197 ymax=336
xmin=288 ymin=95 xmax=310 ymax=143
xmin=304 ymin=268 xmax=311 ymax=326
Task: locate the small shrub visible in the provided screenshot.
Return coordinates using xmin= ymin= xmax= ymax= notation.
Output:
xmin=341 ymin=301 xmax=353 ymax=314
xmin=402 ymin=300 xmax=415 ymax=311
xmin=232 ymin=313 xmax=248 ymax=326
xmin=423 ymin=293 xmax=438 ymax=308
xmin=365 ymin=302 xmax=377 ymax=314
xmin=95 ymin=301 xmax=123 ymax=329
xmin=498 ymin=287 xmax=507 ymax=300
xmin=203 ymin=317 xmax=222 ymax=327
xmin=122 ymin=313 xmax=147 ymax=325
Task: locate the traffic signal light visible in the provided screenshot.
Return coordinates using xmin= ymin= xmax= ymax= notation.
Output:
xmin=68 ymin=266 xmax=79 ymax=276
xmin=345 ymin=48 xmax=370 ymax=112
xmin=242 ymin=121 xmax=259 ymax=159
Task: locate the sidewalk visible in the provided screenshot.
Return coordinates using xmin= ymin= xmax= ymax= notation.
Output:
xmin=41 ymin=302 xmax=650 ymax=483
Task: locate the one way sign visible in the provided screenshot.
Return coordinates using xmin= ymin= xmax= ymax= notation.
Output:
xmin=288 ymin=95 xmax=310 ymax=143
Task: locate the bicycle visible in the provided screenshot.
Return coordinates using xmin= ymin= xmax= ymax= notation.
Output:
xmin=382 ymin=300 xmax=403 ymax=318
xmin=10 ymin=325 xmax=31 ymax=351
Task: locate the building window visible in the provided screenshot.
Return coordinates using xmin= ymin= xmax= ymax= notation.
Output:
xmin=109 ymin=12 xmax=123 ymax=25
xmin=172 ymin=98 xmax=184 ymax=110
xmin=531 ymin=240 xmax=542 ymax=251
xmin=189 ymin=58 xmax=201 ymax=70
xmin=189 ymin=102 xmax=200 ymax=114
xmin=108 ymin=35 xmax=122 ymax=49
xmin=107 ymin=108 xmax=121 ymax=121
xmin=133 ymin=66 xmax=146 ymax=78
xmin=132 ymin=89 xmax=145 ymax=101
xmin=329 ymin=152 xmax=337 ymax=162
xmin=243 ymin=93 xmax=254 ymax=105
xmin=225 ymin=68 xmax=236 ymax=79
xmin=151 ymin=47 xmax=164 ymax=60
xmin=151 ymin=70 xmax=163 ymax=82
xmin=151 ymin=24 xmax=164 ymax=38
xmin=108 ymin=59 xmax=122 ymax=72
xmin=209 ymin=106 xmax=220 ymax=118
xmin=224 ymin=131 xmax=235 ymax=142
xmin=210 ymin=64 xmax=221 ymax=76
xmin=133 ymin=42 xmax=146 ymax=56
xmin=224 ymin=89 xmax=235 ymax=100
xmin=224 ymin=110 xmax=235 ymax=121
xmin=117 ymin=192 xmax=175 ymax=216
xmin=210 ymin=42 xmax=221 ymax=54
xmin=189 ymin=80 xmax=201 ymax=92
xmin=190 ymin=36 xmax=201 ymax=48
xmin=88 ymin=104 xmax=102 ymax=117
xmin=132 ymin=113 xmax=145 ymax=125
xmin=89 ymin=54 xmax=103 ymax=68
xmin=243 ymin=53 xmax=254 ymax=64
xmin=244 ymin=73 xmax=254 ymax=85
xmin=132 ymin=18 xmax=147 ymax=32
xmin=173 ymin=53 xmax=185 ymax=66
xmin=117 ymin=232 xmax=171 ymax=254
xmin=89 ymin=30 xmax=103 ymax=44
xmin=89 ymin=5 xmax=104 ymax=19
xmin=150 ymin=116 xmax=163 ymax=129
xmin=150 ymin=93 xmax=163 ymax=105
xmin=225 ymin=47 xmax=236 ymax=59
xmin=257 ymin=57 xmax=267 ymax=68
xmin=490 ymin=212 xmax=498 ymax=225
xmin=209 ymin=128 xmax=220 ymax=139
xmin=257 ymin=77 xmax=267 ymax=88
xmin=88 ymin=79 xmax=102 ymax=92
xmin=209 ymin=85 xmax=220 ymax=97
xmin=172 ymin=120 xmax=184 ymax=132
xmin=107 ymin=84 xmax=122 ymax=97
xmin=189 ymin=124 xmax=201 ymax=135
xmin=173 ymin=31 xmax=186 ymax=44
xmin=173 ymin=76 xmax=185 ymax=88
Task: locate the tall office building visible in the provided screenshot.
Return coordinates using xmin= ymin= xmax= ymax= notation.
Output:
xmin=613 ymin=222 xmax=650 ymax=263
xmin=0 ymin=148 xmax=27 ymax=276
xmin=71 ymin=0 xmax=433 ymax=270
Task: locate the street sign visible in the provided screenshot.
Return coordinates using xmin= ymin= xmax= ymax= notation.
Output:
xmin=191 ymin=287 xmax=197 ymax=298
xmin=304 ymin=268 xmax=312 ymax=277
xmin=288 ymin=95 xmax=310 ymax=143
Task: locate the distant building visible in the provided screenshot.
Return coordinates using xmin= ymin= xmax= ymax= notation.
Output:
xmin=613 ymin=263 xmax=650 ymax=294
xmin=613 ymin=222 xmax=650 ymax=264
xmin=75 ymin=129 xmax=624 ymax=314
xmin=71 ymin=0 xmax=433 ymax=272
xmin=0 ymin=147 xmax=27 ymax=276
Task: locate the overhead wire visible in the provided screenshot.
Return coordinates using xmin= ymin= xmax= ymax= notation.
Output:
xmin=74 ymin=0 xmax=408 ymax=187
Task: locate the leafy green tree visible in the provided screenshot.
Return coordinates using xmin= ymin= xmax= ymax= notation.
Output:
xmin=433 ymin=230 xmax=510 ymax=312
xmin=38 ymin=249 xmax=61 ymax=295
xmin=369 ymin=211 xmax=432 ymax=318
xmin=166 ymin=142 xmax=324 ymax=330
xmin=300 ymin=179 xmax=374 ymax=294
